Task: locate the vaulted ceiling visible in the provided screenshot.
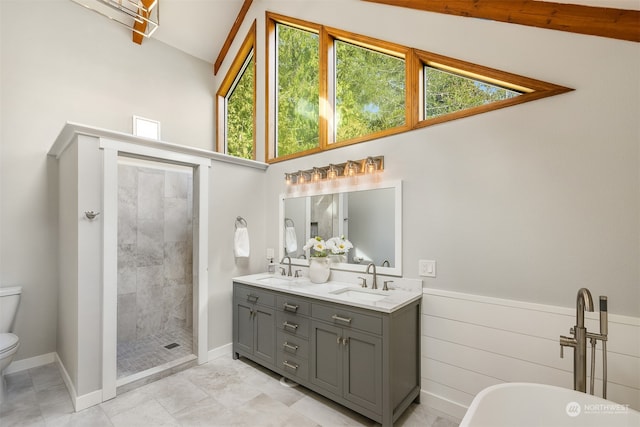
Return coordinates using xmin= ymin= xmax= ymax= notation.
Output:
xmin=138 ymin=0 xmax=638 ymax=66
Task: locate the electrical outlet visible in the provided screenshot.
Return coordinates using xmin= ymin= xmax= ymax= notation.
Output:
xmin=419 ymin=260 xmax=436 ymax=277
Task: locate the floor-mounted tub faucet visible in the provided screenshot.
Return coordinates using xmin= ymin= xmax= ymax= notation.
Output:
xmin=559 ymin=288 xmax=608 ymax=397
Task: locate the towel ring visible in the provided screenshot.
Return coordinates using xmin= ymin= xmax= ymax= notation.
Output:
xmin=284 ymin=218 xmax=295 ymax=227
xmin=235 ymin=216 xmax=247 ymax=229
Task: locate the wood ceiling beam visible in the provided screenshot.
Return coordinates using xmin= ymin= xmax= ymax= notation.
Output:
xmin=132 ymin=0 xmax=156 ymax=45
xmin=361 ymin=0 xmax=640 ymax=42
xmin=214 ymin=0 xmax=254 ymax=75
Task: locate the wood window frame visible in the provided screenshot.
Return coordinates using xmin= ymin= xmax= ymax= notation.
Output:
xmin=265 ymin=13 xmax=323 ymax=163
xmin=323 ymin=27 xmax=413 ymax=150
xmin=413 ymin=49 xmax=573 ymax=129
xmin=266 ymin=12 xmax=573 ymax=163
xmin=216 ymin=20 xmax=257 ymax=160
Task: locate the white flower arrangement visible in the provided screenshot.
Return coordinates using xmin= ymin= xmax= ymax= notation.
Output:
xmin=303 ymin=235 xmax=353 ymax=257
xmin=303 ymin=236 xmax=328 ymax=257
xmin=326 ymin=235 xmax=353 ymax=255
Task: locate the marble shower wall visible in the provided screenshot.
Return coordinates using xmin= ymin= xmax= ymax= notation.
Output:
xmin=117 ymin=162 xmax=193 ymax=346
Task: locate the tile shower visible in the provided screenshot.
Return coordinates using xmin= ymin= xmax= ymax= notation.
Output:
xmin=116 ymin=159 xmax=194 ymax=379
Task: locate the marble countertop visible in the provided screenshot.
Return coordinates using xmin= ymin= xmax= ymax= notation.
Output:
xmin=233 ymin=273 xmax=422 ymax=313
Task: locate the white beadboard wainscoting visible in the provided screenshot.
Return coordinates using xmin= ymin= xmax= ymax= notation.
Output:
xmin=421 ymin=288 xmax=640 ymax=420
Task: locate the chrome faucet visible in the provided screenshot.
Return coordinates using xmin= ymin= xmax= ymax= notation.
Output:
xmin=280 ymin=256 xmax=292 ymax=276
xmin=560 ymin=288 xmax=594 ymax=393
xmin=366 ymin=263 xmax=378 ymax=289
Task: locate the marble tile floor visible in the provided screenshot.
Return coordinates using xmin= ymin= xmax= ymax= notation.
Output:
xmin=1 ymin=354 xmax=460 ymax=427
xmin=117 ymin=327 xmax=193 ymax=378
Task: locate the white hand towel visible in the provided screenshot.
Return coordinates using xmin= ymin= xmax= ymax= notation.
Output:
xmin=234 ymin=227 xmax=250 ymax=258
xmin=285 ymin=226 xmax=298 ymax=254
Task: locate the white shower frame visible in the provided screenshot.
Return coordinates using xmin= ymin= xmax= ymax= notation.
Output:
xmin=100 ymin=138 xmax=211 ymax=401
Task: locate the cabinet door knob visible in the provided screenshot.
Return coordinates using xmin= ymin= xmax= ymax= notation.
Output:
xmin=342 ymin=337 xmax=349 ymax=346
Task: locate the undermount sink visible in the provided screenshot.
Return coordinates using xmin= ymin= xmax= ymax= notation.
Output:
xmin=331 ymin=288 xmax=388 ymax=303
xmin=255 ymin=276 xmax=299 ymax=286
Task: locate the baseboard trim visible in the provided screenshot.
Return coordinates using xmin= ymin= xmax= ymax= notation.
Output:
xmin=55 ymin=353 xmax=104 ymax=412
xmin=420 ymin=389 xmax=467 ymax=422
xmin=56 ymin=353 xmax=78 ymax=410
xmin=4 ymin=352 xmax=56 ymax=374
xmin=208 ymin=342 xmax=232 ymax=361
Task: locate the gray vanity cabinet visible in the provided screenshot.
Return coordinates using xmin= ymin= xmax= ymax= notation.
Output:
xmin=233 ymin=284 xmax=276 ymax=367
xmin=311 ymin=320 xmax=382 ymax=414
xmin=232 ymin=281 xmax=421 ymax=427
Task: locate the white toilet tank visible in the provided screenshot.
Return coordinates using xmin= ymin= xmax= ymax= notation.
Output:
xmin=0 ymin=286 xmax=22 ymax=333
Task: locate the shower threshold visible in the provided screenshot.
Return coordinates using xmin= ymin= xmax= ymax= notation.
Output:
xmin=115 ymin=354 xmax=197 ymax=395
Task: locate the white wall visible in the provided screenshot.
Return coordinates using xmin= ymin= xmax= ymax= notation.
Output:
xmin=213 ymin=0 xmax=640 ymax=317
xmin=1 ymin=0 xmax=638 ymax=417
xmin=212 ymin=0 xmax=640 ymax=415
xmin=421 ymin=289 xmax=640 ymax=418
xmin=0 ymin=0 xmax=218 ymax=361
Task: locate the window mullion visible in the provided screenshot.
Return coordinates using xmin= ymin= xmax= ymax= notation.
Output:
xmin=320 ymin=27 xmax=333 ymax=149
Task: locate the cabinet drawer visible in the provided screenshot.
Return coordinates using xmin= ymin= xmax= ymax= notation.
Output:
xmin=234 ymin=284 xmax=275 ymax=307
xmin=312 ymin=303 xmax=382 ymax=335
xmin=277 ymin=352 xmax=308 ymax=382
xmin=276 ymin=295 xmax=311 ymax=316
xmin=277 ymin=330 xmax=309 ymax=359
xmin=276 ymin=311 xmax=310 ymax=339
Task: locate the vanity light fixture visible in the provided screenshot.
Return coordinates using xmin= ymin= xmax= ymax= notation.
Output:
xmin=284 ymin=156 xmax=384 ymax=185
xmin=69 ymin=0 xmax=160 ymax=39
xmin=365 ymin=156 xmax=378 ymax=174
xmin=297 ymin=170 xmax=310 ymax=184
xmin=312 ymin=167 xmax=322 ymax=182
xmin=327 ymin=164 xmax=338 ymax=180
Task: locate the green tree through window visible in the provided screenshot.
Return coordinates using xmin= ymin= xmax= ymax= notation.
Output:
xmin=226 ymin=54 xmax=254 ymax=159
xmin=424 ymin=66 xmax=521 ymax=119
xmin=264 ymin=13 xmax=571 ymax=162
xmin=276 ymin=24 xmax=319 ymax=157
xmin=335 ymin=41 xmax=405 ymax=142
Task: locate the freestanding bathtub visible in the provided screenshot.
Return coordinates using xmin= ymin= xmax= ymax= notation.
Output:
xmin=460 ymin=382 xmax=640 ymax=427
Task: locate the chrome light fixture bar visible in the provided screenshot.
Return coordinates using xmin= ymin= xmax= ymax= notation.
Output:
xmin=70 ymin=0 xmax=160 ymax=38
xmin=284 ymin=156 xmax=384 ymax=185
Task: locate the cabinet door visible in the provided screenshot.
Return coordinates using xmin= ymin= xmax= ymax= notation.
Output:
xmin=235 ymin=300 xmax=254 ymax=354
xmin=343 ymin=329 xmax=382 ymax=414
xmin=254 ymin=306 xmax=276 ymax=366
xmin=310 ymin=321 xmax=343 ymax=396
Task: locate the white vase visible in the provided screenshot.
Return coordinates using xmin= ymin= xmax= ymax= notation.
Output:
xmin=329 ymin=254 xmax=347 ymax=264
xmin=309 ymin=257 xmax=330 ymax=283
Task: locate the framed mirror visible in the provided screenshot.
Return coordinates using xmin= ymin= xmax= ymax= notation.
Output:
xmin=279 ymin=180 xmax=402 ymax=276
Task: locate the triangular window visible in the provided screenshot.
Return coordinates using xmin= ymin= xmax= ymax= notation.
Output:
xmin=416 ymin=50 xmax=572 ymax=128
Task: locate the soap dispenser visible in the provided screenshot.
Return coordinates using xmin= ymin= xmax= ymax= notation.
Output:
xmin=267 ymin=258 xmax=275 ymax=274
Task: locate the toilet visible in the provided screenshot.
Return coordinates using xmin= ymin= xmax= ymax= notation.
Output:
xmin=0 ymin=286 xmax=22 ymax=403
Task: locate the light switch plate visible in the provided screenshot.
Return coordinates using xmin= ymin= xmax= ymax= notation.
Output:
xmin=419 ymin=260 xmax=436 ymax=277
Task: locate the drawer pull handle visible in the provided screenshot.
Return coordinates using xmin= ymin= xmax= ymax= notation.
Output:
xmin=283 ymin=360 xmax=299 ymax=371
xmin=247 ymin=294 xmax=259 ymax=303
xmin=283 ymin=302 xmax=299 ymax=312
xmin=283 ymin=321 xmax=299 ymax=331
xmin=283 ymin=342 xmax=299 ymax=352
xmin=331 ymin=314 xmax=352 ymax=324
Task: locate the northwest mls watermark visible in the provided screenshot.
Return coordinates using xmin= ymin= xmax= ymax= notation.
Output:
xmin=566 ymin=401 xmax=631 ymax=417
